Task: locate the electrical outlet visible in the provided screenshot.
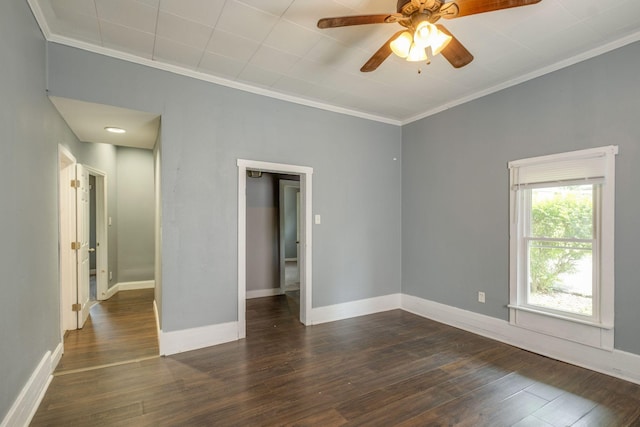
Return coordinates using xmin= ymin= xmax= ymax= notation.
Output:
xmin=478 ymin=291 xmax=486 ymax=303
xmin=109 ymin=271 xmax=113 ymax=281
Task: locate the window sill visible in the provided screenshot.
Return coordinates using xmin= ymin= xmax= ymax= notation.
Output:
xmin=508 ymin=305 xmax=614 ymax=350
xmin=508 ymin=304 xmax=613 ymax=330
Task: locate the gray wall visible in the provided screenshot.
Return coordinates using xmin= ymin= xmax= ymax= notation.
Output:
xmin=3 ymin=1 xmax=639 ymax=420
xmin=246 ymin=173 xmax=279 ymax=292
xmin=402 ymin=41 xmax=640 ymax=356
xmin=0 ymin=1 xmax=80 ymax=419
xmin=47 ymin=43 xmax=402 ymax=333
xmin=116 ymin=146 xmax=155 ymax=282
xmin=74 ymin=142 xmax=155 ymax=287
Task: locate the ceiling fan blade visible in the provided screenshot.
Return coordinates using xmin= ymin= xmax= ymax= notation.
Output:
xmin=443 ymin=0 xmax=541 ymax=18
xmin=436 ymin=25 xmax=474 ymax=68
xmin=318 ymin=14 xmax=400 ymax=29
xmin=361 ymin=31 xmax=405 ymax=72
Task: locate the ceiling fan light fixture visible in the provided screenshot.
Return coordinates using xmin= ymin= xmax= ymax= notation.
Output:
xmin=430 ymin=29 xmax=453 ymax=56
xmin=390 ymin=31 xmax=413 ymax=58
xmin=406 ymin=43 xmax=428 ymax=62
xmin=413 ymin=21 xmax=437 ymax=49
xmin=413 ymin=22 xmax=452 ymax=56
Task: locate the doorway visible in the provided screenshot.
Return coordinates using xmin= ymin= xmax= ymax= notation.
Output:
xmin=57 ymin=144 xmax=159 ymax=372
xmin=85 ymin=166 xmax=108 ymax=302
xmin=237 ymin=159 xmax=313 ymax=339
xmin=58 ymin=146 xmax=109 ymax=334
xmin=279 ymin=179 xmax=300 ymax=294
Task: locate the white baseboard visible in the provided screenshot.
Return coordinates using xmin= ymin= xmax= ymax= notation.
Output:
xmin=401 ymin=294 xmax=640 ymax=385
xmin=102 ymin=288 xmax=640 ymax=386
xmin=117 ymin=280 xmax=155 ymax=291
xmin=1 ymin=350 xmax=55 ymax=427
xmin=311 ymin=293 xmax=401 ymax=325
xmin=159 ymin=321 xmax=239 ymax=356
xmin=50 ymin=342 xmax=63 ymax=372
xmin=105 ymin=280 xmax=155 ymax=299
xmin=153 ymin=300 xmax=161 ymax=350
xmin=246 ymin=288 xmax=284 ymax=299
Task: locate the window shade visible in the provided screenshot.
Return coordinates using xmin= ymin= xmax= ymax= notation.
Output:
xmin=509 ymin=146 xmax=617 ymax=190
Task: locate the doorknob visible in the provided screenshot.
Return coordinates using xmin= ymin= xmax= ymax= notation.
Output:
xmin=88 ymin=248 xmax=96 ymax=253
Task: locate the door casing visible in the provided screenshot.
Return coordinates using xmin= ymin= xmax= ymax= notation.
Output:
xmin=84 ymin=166 xmax=108 ymax=301
xmin=237 ymin=159 xmax=313 ymax=338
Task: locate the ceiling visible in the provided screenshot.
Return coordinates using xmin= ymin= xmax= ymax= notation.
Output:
xmin=29 ymin=0 xmax=640 ymax=126
xmin=50 ymin=96 xmax=160 ymax=149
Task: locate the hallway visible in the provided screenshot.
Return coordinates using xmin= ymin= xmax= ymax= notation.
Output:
xmin=55 ymin=289 xmax=159 ymax=374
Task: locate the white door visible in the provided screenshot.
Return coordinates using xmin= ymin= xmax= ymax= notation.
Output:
xmin=76 ymin=164 xmax=91 ymax=328
xmin=59 ymin=147 xmax=77 ymax=334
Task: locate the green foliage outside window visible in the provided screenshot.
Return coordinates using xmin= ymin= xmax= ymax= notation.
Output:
xmin=529 ymin=187 xmax=593 ymax=294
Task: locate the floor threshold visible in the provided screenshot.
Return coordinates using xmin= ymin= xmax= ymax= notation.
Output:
xmin=53 ymin=355 xmax=160 ymax=376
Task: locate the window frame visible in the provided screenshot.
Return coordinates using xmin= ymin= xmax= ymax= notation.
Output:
xmin=508 ymin=146 xmax=617 ymax=350
xmin=521 ymin=184 xmax=599 ymax=321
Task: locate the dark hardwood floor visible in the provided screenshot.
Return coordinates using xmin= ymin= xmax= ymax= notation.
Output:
xmin=32 ymin=294 xmax=640 ymax=426
xmin=55 ymin=288 xmax=159 ymax=373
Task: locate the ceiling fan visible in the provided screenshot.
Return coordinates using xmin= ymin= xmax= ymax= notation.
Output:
xmin=317 ymin=0 xmax=541 ymax=72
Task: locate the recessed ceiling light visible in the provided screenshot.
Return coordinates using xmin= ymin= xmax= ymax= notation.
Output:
xmin=104 ymin=126 xmax=126 ymax=134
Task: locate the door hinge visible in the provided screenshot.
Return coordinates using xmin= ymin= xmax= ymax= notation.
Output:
xmin=70 ymin=179 xmax=80 ymax=188
xmin=71 ymin=241 xmax=81 ymax=250
xmin=72 ymin=303 xmax=81 ymax=312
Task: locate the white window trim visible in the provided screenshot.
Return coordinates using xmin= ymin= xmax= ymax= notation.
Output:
xmin=508 ymin=146 xmax=618 ymax=350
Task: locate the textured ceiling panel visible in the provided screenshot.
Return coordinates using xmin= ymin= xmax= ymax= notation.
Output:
xmin=31 ymin=0 xmax=640 ymax=124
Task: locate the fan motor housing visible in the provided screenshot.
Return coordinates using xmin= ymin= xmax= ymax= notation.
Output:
xmin=397 ymin=0 xmax=411 ymax=13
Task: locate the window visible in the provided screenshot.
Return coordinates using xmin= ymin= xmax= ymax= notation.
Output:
xmin=508 ymin=146 xmax=617 ymax=349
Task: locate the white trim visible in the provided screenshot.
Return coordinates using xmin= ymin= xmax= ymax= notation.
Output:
xmin=246 ymin=288 xmax=284 ymax=299
xmin=0 ymin=351 xmax=54 ymax=427
xmin=508 ymin=145 xmax=619 ymax=168
xmin=51 ymin=342 xmax=63 ymax=372
xmin=402 ymin=31 xmax=640 ymax=125
xmin=26 ymin=0 xmax=52 ymax=40
xmin=238 ymin=159 xmax=313 ymax=339
xmin=83 ymin=166 xmax=109 ymax=302
xmin=27 ymin=0 xmax=640 ymax=126
xmin=142 ymin=292 xmax=640 ymax=386
xmin=104 ymin=284 xmax=118 ymax=300
xmin=158 ymin=322 xmax=239 ymax=356
xmin=24 ymin=0 xmax=399 ymax=128
xmin=237 ymin=165 xmax=247 ymax=339
xmin=153 ymin=300 xmax=161 ymax=350
xmin=508 ymin=145 xmax=617 ymax=350
xmin=509 ymin=307 xmax=613 ymax=350
xmin=507 ymin=304 xmax=613 ymax=329
xmin=104 ymin=280 xmax=156 ymax=300
xmin=117 ymin=280 xmax=155 ymax=291
xmin=401 ymin=294 xmax=640 ymax=385
xmin=311 ymin=294 xmax=401 ymax=325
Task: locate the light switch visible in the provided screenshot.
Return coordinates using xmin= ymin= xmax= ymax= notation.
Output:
xmin=314 ymin=214 xmax=321 ymax=225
